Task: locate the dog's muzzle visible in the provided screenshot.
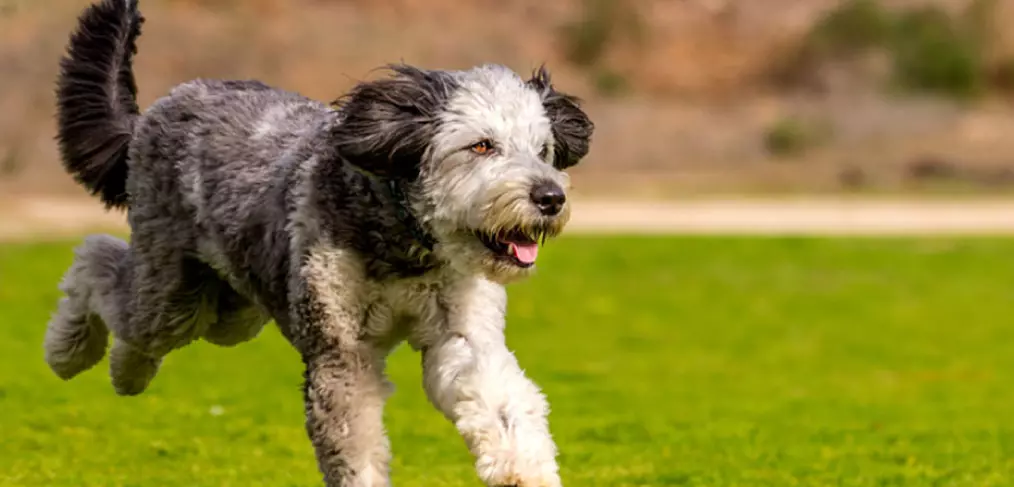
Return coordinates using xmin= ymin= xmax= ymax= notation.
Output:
xmin=471 ymin=179 xmax=570 ymax=269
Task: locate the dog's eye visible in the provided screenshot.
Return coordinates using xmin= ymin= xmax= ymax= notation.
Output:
xmin=539 ymin=144 xmax=550 ymax=161
xmin=470 ymin=140 xmax=494 ymax=155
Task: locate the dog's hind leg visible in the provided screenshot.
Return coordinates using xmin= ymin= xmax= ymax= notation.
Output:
xmin=106 ymin=249 xmax=222 ymax=396
xmin=201 ymin=286 xmax=270 ymax=347
xmin=43 ymin=233 xmax=219 ymax=396
xmin=45 ymin=235 xmax=127 ymax=380
xmin=107 ymin=338 xmax=161 ymax=395
xmin=107 ymin=278 xmax=220 ymax=395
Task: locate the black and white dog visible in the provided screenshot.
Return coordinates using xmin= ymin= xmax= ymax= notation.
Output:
xmin=44 ymin=0 xmax=593 ymax=485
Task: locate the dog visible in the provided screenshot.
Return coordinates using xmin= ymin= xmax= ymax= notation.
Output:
xmin=43 ymin=0 xmax=593 ymax=485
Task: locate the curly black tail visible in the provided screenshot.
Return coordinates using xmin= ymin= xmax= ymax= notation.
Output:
xmin=56 ymin=0 xmax=144 ymax=209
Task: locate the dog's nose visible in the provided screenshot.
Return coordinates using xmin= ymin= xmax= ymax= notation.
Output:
xmin=529 ymin=181 xmax=566 ymax=216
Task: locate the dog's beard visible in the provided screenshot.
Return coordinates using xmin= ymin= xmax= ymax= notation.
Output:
xmin=431 ymin=202 xmax=570 ymax=283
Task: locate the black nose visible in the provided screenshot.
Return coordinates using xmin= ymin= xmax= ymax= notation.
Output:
xmin=530 ymin=181 xmax=566 ymax=216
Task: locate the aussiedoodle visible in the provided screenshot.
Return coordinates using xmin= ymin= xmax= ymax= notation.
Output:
xmin=43 ymin=0 xmax=594 ymax=485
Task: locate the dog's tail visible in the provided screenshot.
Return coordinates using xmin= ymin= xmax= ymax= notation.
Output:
xmin=56 ymin=0 xmax=144 ymax=209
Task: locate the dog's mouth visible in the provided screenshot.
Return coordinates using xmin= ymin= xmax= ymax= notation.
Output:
xmin=474 ymin=227 xmax=552 ymax=268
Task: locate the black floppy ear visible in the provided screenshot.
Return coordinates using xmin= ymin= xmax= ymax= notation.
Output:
xmin=527 ymin=66 xmax=594 ymax=170
xmin=330 ymin=65 xmax=456 ymax=179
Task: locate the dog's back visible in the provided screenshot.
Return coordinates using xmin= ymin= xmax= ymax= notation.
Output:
xmin=131 ymin=77 xmax=331 ymax=224
xmin=127 ymin=78 xmax=333 ymax=305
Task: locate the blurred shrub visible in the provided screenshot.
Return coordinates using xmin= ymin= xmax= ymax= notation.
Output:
xmin=766 ymin=0 xmax=892 ymax=91
xmin=775 ymin=0 xmax=1014 ymax=100
xmin=889 ymin=6 xmax=984 ymax=99
xmin=0 ymin=148 xmax=22 ymax=178
xmin=763 ymin=116 xmax=831 ymax=158
xmin=560 ymin=0 xmax=615 ymax=67
xmin=559 ymin=0 xmax=642 ymax=96
xmin=593 ymin=69 xmax=630 ymax=97
xmin=805 ymin=0 xmax=892 ymax=58
xmin=0 ymin=0 xmax=22 ymax=17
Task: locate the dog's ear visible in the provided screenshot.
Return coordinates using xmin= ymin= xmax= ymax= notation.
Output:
xmin=527 ymin=66 xmax=594 ymax=170
xmin=330 ymin=65 xmax=455 ymax=179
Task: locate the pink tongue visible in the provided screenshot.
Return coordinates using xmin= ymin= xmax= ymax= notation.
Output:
xmin=507 ymin=242 xmax=539 ymax=264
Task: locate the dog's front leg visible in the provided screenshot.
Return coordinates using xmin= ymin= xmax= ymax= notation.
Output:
xmin=303 ymin=349 xmax=390 ymax=487
xmin=419 ymin=277 xmax=561 ymax=487
xmin=292 ymin=247 xmax=391 ymax=487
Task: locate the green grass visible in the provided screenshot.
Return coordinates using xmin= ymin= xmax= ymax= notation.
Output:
xmin=2 ymin=237 xmax=1014 ymax=486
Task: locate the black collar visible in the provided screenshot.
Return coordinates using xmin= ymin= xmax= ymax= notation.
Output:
xmin=387 ymin=179 xmax=437 ymax=251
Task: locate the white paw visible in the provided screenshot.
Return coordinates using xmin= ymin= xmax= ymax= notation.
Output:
xmin=475 ymin=446 xmax=561 ymax=487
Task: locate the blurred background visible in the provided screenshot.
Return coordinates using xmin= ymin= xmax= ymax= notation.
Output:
xmin=6 ymin=0 xmax=1014 ymax=203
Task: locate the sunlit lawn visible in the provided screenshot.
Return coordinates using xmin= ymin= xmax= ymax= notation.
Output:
xmin=2 ymin=236 xmax=1013 ymax=486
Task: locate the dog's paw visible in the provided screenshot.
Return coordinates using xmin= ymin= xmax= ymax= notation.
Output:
xmin=475 ymin=448 xmax=561 ymax=487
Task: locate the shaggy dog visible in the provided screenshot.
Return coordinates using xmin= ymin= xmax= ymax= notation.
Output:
xmin=43 ymin=0 xmax=593 ymax=485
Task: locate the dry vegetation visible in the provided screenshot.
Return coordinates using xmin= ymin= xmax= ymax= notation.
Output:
xmin=5 ymin=0 xmax=1014 ymax=199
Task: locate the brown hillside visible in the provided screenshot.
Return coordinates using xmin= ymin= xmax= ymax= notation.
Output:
xmin=3 ymin=0 xmax=1014 ymax=198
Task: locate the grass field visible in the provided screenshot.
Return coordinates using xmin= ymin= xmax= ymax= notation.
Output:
xmin=2 ymin=236 xmax=1014 ymax=486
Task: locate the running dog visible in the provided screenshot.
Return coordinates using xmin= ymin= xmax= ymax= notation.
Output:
xmin=44 ymin=0 xmax=593 ymax=485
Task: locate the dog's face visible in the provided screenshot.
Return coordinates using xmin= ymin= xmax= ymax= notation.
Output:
xmin=331 ymin=64 xmax=593 ymax=283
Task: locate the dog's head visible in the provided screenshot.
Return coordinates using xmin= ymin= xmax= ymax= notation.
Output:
xmin=331 ymin=64 xmax=593 ymax=282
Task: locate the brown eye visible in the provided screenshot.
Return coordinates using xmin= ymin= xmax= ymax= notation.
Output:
xmin=470 ymin=140 xmax=494 ymax=155
xmin=539 ymin=144 xmax=550 ymax=160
